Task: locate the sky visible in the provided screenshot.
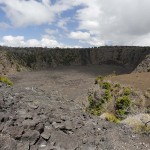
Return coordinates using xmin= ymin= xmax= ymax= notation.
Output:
xmin=0 ymin=0 xmax=150 ymax=48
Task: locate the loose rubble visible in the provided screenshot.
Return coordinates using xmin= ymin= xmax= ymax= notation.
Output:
xmin=0 ymin=82 xmax=150 ymax=150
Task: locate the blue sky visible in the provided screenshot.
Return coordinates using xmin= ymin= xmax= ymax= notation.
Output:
xmin=0 ymin=0 xmax=150 ymax=48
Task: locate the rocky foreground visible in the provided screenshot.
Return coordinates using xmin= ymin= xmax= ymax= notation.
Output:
xmin=0 ymin=81 xmax=150 ymax=150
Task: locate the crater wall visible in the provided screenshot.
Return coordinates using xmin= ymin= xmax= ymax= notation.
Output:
xmin=0 ymin=46 xmax=150 ymax=75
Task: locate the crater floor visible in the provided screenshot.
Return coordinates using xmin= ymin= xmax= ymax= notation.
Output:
xmin=0 ymin=65 xmax=149 ymax=150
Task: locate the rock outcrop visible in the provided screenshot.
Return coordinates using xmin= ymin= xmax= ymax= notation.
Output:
xmin=134 ymin=54 xmax=150 ymax=72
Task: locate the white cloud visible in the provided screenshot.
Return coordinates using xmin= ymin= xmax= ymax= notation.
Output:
xmin=2 ymin=35 xmax=25 ymax=47
xmin=69 ymin=31 xmax=91 ymax=40
xmin=1 ymin=0 xmax=150 ymax=46
xmin=75 ymin=0 xmax=150 ymax=46
xmin=0 ymin=0 xmax=83 ymax=27
xmin=0 ymin=0 xmax=55 ymax=27
xmin=0 ymin=35 xmax=64 ymax=48
xmin=26 ymin=39 xmax=41 ymax=47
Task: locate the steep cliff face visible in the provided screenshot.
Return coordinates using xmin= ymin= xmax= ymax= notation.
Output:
xmin=0 ymin=50 xmax=19 ymax=75
xmin=134 ymin=54 xmax=150 ymax=72
xmin=0 ymin=46 xmax=150 ymax=75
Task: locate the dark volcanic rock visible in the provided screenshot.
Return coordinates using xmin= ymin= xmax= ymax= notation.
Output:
xmin=0 ymin=134 xmax=17 ymax=150
xmin=0 ymin=79 xmax=150 ymax=150
xmin=22 ymin=130 xmax=40 ymax=145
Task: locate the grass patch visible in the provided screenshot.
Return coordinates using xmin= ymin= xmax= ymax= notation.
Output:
xmin=0 ymin=76 xmax=13 ymax=86
xmin=101 ymin=113 xmax=120 ymax=123
xmin=123 ymin=87 xmax=131 ymax=96
xmin=134 ymin=124 xmax=150 ymax=134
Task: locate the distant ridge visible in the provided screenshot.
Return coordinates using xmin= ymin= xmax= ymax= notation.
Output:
xmin=0 ymin=46 xmax=150 ymax=75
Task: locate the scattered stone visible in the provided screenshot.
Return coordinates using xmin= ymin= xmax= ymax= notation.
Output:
xmin=41 ymin=128 xmax=51 ymax=140
xmin=30 ymin=145 xmax=38 ymax=150
xmin=0 ymin=72 xmax=150 ymax=150
xmin=0 ymin=134 xmax=17 ymax=150
xmin=28 ymin=103 xmax=39 ymax=109
xmin=64 ymin=120 xmax=73 ymax=130
xmin=22 ymin=130 xmax=40 ymax=145
xmin=7 ymin=126 xmax=24 ymax=139
xmin=22 ymin=119 xmax=39 ymax=130
xmin=17 ymin=142 xmax=30 ymax=150
xmin=52 ymin=122 xmax=65 ymax=129
xmin=35 ymin=123 xmax=44 ymax=133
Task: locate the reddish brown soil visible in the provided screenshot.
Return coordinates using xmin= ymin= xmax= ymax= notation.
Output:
xmin=108 ymin=72 xmax=150 ymax=92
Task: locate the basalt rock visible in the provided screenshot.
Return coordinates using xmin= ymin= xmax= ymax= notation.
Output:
xmin=0 ymin=79 xmax=150 ymax=149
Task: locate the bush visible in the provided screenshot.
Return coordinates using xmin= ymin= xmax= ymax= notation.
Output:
xmin=116 ymin=96 xmax=131 ymax=110
xmin=103 ymin=89 xmax=111 ymax=102
xmin=87 ymin=94 xmax=104 ymax=116
xmin=88 ymin=106 xmax=103 ymax=116
xmin=88 ymin=95 xmax=94 ymax=106
xmin=87 ymin=89 xmax=112 ymax=116
xmin=0 ymin=76 xmax=13 ymax=86
xmin=123 ymin=87 xmax=131 ymax=96
xmin=102 ymin=82 xmax=111 ymax=90
xmin=116 ymin=96 xmax=131 ymax=119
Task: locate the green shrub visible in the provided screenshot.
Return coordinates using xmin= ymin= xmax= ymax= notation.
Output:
xmin=116 ymin=109 xmax=126 ymax=117
xmin=88 ymin=95 xmax=94 ymax=106
xmin=102 ymin=82 xmax=111 ymax=90
xmin=87 ymin=94 xmax=104 ymax=116
xmin=123 ymin=87 xmax=131 ymax=96
xmin=0 ymin=76 xmax=13 ymax=86
xmin=103 ymin=89 xmax=112 ymax=102
xmin=88 ymin=106 xmax=103 ymax=116
xmin=87 ymin=89 xmax=112 ymax=116
xmin=116 ymin=96 xmax=131 ymax=119
xmin=116 ymin=96 xmax=131 ymax=110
